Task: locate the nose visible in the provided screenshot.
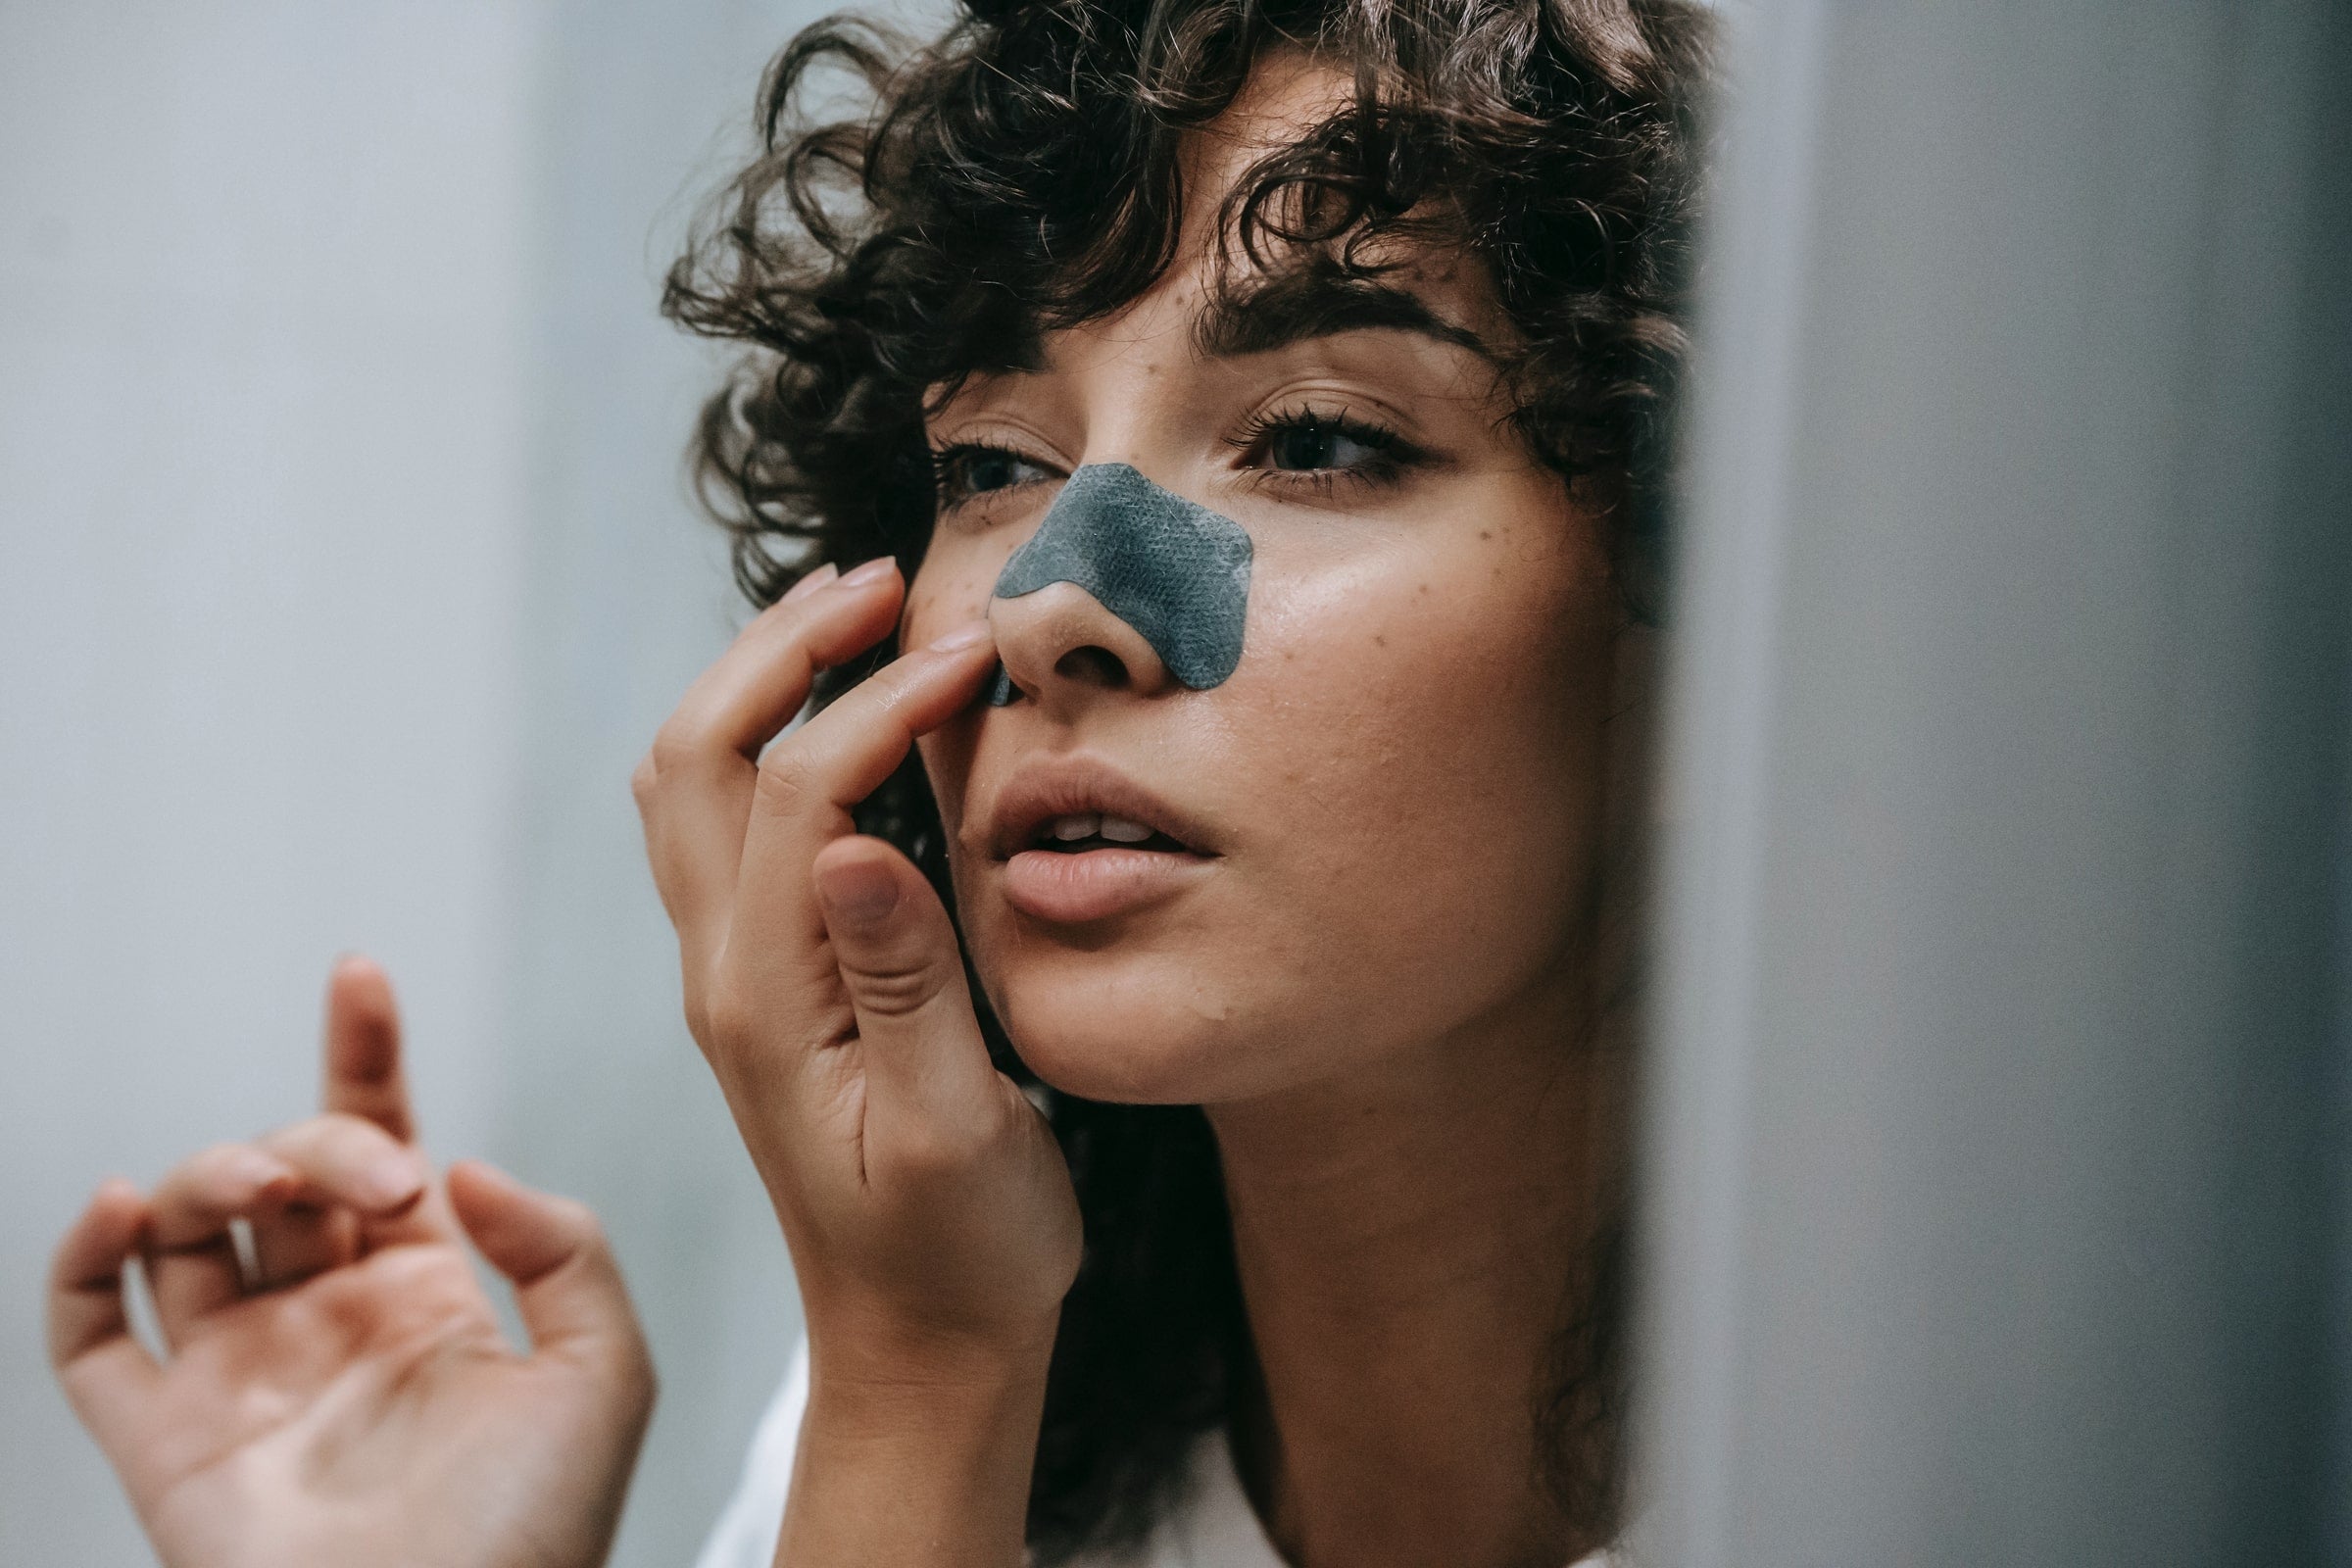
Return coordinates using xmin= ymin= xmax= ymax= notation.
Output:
xmin=982 ymin=463 xmax=1254 ymax=707
xmin=989 ymin=578 xmax=1177 ymax=704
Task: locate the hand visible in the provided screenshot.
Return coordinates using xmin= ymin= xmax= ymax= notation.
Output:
xmin=46 ymin=957 xmax=656 ymax=1568
xmin=633 ymin=560 xmax=1079 ymax=1559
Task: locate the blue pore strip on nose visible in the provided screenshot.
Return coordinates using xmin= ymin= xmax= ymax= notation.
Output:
xmin=989 ymin=463 xmax=1252 ymax=702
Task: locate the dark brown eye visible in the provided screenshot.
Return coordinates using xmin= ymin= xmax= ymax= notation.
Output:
xmin=1254 ymin=412 xmax=1401 ymax=474
xmin=936 ymin=445 xmax=1052 ymax=502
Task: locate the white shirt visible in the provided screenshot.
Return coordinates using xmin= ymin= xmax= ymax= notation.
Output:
xmin=695 ymin=1338 xmax=1612 ymax=1568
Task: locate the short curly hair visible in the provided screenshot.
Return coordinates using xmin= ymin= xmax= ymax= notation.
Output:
xmin=663 ymin=0 xmax=1711 ymax=1555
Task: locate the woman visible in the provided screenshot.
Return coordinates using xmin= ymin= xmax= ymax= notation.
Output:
xmin=44 ymin=0 xmax=1708 ymax=1563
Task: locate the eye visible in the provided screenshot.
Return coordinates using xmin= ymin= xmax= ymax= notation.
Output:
xmin=1234 ymin=406 xmax=1419 ymax=489
xmin=933 ymin=444 xmax=1054 ymax=506
xmin=1265 ymin=416 xmax=1383 ymax=471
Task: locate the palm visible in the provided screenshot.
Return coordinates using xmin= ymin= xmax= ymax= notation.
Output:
xmin=48 ymin=959 xmax=653 ymax=1568
xmin=132 ymin=1245 xmax=552 ymax=1567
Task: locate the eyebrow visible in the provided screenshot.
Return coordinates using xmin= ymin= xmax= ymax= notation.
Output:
xmin=1194 ymin=270 xmax=1499 ymax=364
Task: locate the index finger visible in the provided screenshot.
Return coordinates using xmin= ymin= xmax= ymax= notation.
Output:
xmin=320 ymin=955 xmax=415 ymax=1142
xmin=726 ymin=621 xmax=999 ymax=998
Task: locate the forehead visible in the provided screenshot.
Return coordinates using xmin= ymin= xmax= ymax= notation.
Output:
xmin=1176 ymin=49 xmax=1355 ymax=216
xmin=931 ymin=55 xmax=1507 ymax=413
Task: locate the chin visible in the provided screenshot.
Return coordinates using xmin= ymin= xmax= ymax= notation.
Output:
xmin=980 ymin=944 xmax=1273 ymax=1105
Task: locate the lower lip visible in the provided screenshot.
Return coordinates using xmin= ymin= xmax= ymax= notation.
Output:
xmin=1000 ymin=846 xmax=1214 ymax=923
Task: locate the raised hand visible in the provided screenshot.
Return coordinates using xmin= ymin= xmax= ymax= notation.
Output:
xmin=46 ymin=957 xmax=655 ymax=1568
xmin=632 ymin=561 xmax=1079 ymax=1565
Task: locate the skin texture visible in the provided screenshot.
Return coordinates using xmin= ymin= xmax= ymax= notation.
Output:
xmin=44 ymin=957 xmax=655 ymax=1568
xmin=636 ymin=53 xmax=1638 ymax=1568
xmin=906 ymin=58 xmax=1638 ymax=1568
xmin=51 ymin=51 xmax=1642 ymax=1568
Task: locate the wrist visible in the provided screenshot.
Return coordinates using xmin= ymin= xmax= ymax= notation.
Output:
xmin=803 ymin=1295 xmax=1059 ymax=1385
xmin=783 ymin=1323 xmax=1054 ymax=1568
xmin=803 ymin=1319 xmax=1056 ymax=1436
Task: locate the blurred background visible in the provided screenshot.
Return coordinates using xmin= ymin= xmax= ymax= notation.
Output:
xmin=5 ymin=2 xmax=2350 ymax=1566
xmin=0 ymin=2 xmax=866 ymax=1561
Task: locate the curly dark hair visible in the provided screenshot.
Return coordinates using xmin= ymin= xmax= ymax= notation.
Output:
xmin=662 ymin=0 xmax=1711 ymax=1555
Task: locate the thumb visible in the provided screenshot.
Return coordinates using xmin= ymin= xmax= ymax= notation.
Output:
xmin=446 ymin=1160 xmax=650 ymax=1381
xmin=810 ymin=835 xmax=999 ymax=1120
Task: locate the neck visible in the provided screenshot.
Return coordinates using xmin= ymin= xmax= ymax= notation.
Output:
xmin=1203 ymin=974 xmax=1626 ymax=1568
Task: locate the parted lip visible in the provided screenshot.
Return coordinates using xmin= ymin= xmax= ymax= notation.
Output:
xmin=981 ymin=755 xmax=1219 ymax=860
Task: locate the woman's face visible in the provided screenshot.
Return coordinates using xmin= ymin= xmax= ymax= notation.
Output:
xmin=906 ymin=61 xmax=1621 ymax=1106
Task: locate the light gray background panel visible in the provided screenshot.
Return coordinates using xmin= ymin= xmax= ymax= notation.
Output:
xmin=1639 ymin=2 xmax=2352 ymax=1564
xmin=0 ymin=4 xmax=843 ymax=1562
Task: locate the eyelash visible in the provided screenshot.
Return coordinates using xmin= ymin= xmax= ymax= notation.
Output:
xmin=1227 ymin=403 xmax=1421 ymax=495
xmin=930 ymin=445 xmax=1056 ymax=511
xmin=928 ymin=405 xmax=1423 ymax=512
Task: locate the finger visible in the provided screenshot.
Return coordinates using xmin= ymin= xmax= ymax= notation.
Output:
xmin=670 ymin=557 xmax=899 ymax=764
xmin=256 ymin=1112 xmax=440 ymax=1250
xmin=445 ymin=1161 xmax=652 ymax=1387
xmin=635 ymin=560 xmax=906 ymax=967
xmin=812 ymin=837 xmax=1000 ymax=1122
xmin=778 ymin=559 xmax=841 ymax=605
xmin=243 ymin=1200 xmax=360 ymax=1292
xmin=145 ymin=1144 xmax=302 ymax=1335
xmin=256 ymin=1114 xmax=429 ymax=1214
xmin=48 ymin=1179 xmax=163 ymax=1447
xmin=725 ymin=621 xmax=999 ymax=1009
xmin=321 ymin=955 xmax=414 ymax=1142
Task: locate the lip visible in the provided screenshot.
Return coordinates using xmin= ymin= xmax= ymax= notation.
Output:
xmin=981 ymin=755 xmax=1219 ymax=861
xmin=979 ymin=755 xmax=1219 ymax=924
xmin=1001 ymin=845 xmax=1215 ymax=923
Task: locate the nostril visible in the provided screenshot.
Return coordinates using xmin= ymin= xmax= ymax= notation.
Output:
xmin=1054 ymin=646 xmax=1130 ymax=689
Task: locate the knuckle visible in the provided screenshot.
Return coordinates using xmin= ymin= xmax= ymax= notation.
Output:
xmin=550 ymin=1195 xmax=604 ymax=1247
xmin=845 ymin=956 xmax=946 ymax=1020
xmin=699 ymin=980 xmax=759 ymax=1055
xmin=879 ymin=1121 xmax=987 ymax=1185
xmin=753 ymin=747 xmax=815 ymax=817
xmin=289 ymin=1112 xmax=384 ymax=1156
xmin=646 ymin=721 xmax=709 ymax=781
xmin=189 ymin=1141 xmax=248 ymax=1173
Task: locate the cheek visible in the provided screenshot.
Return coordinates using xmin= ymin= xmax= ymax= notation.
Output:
xmin=904 ymin=551 xmax=999 ymax=646
xmin=1226 ymin=512 xmax=1613 ymax=1027
xmin=908 ymin=543 xmax=1018 ymax=845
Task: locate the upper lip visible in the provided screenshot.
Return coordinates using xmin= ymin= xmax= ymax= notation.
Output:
xmin=979 ymin=755 xmax=1218 ymax=860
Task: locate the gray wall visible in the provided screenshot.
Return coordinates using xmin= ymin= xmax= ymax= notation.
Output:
xmin=0 ymin=3 xmax=832 ymax=1562
xmin=1637 ymin=1 xmax=2352 ymax=1563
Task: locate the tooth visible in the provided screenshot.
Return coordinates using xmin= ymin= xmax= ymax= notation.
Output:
xmin=1052 ymin=813 xmax=1102 ymax=842
xmin=1098 ymin=816 xmax=1152 ymax=844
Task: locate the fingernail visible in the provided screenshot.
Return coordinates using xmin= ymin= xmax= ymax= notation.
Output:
xmin=226 ymin=1149 xmax=289 ymax=1191
xmin=781 ymin=563 xmax=840 ymax=604
xmin=814 ymin=856 xmax=902 ymax=927
xmin=928 ymin=621 xmax=993 ymax=654
xmin=841 ymin=557 xmax=899 ymax=588
xmin=363 ymin=1153 xmax=426 ymax=1207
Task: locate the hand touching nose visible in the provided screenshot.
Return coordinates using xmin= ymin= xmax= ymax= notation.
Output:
xmin=634 ymin=559 xmax=1080 ymax=1566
